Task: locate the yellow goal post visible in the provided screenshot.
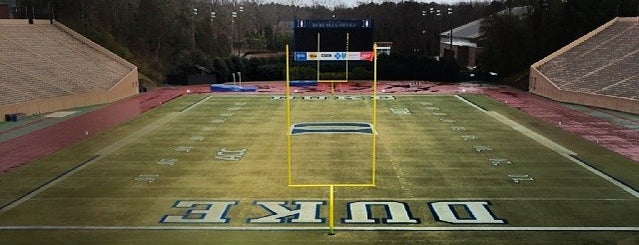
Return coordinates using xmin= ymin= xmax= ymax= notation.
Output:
xmin=284 ymin=43 xmax=379 ymax=235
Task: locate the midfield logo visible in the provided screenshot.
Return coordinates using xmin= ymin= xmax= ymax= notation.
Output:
xmin=160 ymin=200 xmax=506 ymax=225
xmin=290 ymin=122 xmax=375 ymax=135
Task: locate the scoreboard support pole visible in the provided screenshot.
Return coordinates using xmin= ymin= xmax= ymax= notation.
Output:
xmin=345 ymin=33 xmax=350 ymax=83
xmin=316 ymin=32 xmax=321 ymax=84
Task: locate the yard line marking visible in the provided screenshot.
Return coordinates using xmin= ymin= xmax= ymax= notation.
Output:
xmin=455 ymin=95 xmax=639 ymax=199
xmin=0 ymin=226 xmax=638 ymax=231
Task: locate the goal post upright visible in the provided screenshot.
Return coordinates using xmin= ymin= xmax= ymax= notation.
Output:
xmin=372 ymin=42 xmax=378 ymax=186
xmin=373 ymin=42 xmax=378 ymax=129
xmin=328 ymin=185 xmax=335 ymax=235
xmin=286 ymin=44 xmax=292 ymax=186
xmin=287 ymin=19 xmax=377 ymax=234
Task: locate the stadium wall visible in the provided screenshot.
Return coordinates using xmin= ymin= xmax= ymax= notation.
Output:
xmin=529 ymin=17 xmax=639 ymax=114
xmin=529 ymin=69 xmax=638 ymax=114
xmin=1 ymin=70 xmax=139 ymax=116
xmin=0 ymin=20 xmax=138 ymax=117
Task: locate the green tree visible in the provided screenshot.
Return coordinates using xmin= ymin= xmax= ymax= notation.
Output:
xmin=213 ymin=57 xmax=230 ymax=83
xmin=479 ymin=13 xmax=534 ymax=77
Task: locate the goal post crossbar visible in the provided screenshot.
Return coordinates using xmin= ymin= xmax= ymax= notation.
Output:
xmin=285 ymin=43 xmax=378 ymax=187
xmin=285 ymin=43 xmax=378 ymax=236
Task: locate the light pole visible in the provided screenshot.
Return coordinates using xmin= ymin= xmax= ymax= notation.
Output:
xmin=231 ymin=10 xmax=237 ymax=54
xmin=436 ymin=9 xmax=443 ymax=57
xmin=192 ymin=8 xmax=198 ymax=50
xmin=423 ymin=8 xmax=441 ymax=56
xmin=231 ymin=6 xmax=244 ymax=56
xmin=422 ymin=10 xmax=427 ymax=55
xmin=447 ymin=7 xmax=453 ymax=58
xmin=238 ymin=6 xmax=244 ymax=56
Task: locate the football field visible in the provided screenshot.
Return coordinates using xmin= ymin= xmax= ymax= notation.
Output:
xmin=1 ymin=93 xmax=638 ymax=244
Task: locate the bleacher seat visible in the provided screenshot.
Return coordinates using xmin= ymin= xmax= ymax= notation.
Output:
xmin=537 ymin=19 xmax=639 ymax=100
xmin=0 ymin=20 xmax=134 ymax=107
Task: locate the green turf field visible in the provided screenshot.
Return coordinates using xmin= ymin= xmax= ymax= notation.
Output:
xmin=1 ymin=94 xmax=639 ymax=244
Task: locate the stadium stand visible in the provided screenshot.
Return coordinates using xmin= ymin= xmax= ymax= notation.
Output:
xmin=530 ymin=17 xmax=639 ymax=114
xmin=0 ymin=19 xmax=138 ymax=117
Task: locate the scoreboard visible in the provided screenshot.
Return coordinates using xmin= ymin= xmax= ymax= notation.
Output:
xmin=293 ymin=19 xmax=374 ymax=61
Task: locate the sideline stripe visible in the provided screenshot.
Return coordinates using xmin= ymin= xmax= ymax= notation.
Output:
xmin=455 ymin=95 xmax=639 ymax=199
xmin=2 ymin=108 xmax=185 ymax=213
xmin=567 ymin=155 xmax=639 ymax=198
xmin=0 ymin=155 xmax=100 ymax=213
xmin=180 ymin=95 xmax=212 ymax=112
xmin=0 ymin=226 xmax=638 ymax=231
xmin=455 ymin=95 xmax=487 ymax=112
xmin=486 ymin=111 xmax=576 ymax=155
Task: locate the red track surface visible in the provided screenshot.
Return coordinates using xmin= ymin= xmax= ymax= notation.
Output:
xmin=0 ymin=88 xmax=186 ymax=173
xmin=1 ymin=82 xmax=636 ymax=174
xmin=481 ymin=86 xmax=639 ymax=162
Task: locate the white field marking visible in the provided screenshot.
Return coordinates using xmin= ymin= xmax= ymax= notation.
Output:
xmin=486 ymin=112 xmax=576 ymax=155
xmin=134 ymin=175 xmax=159 ymax=183
xmin=1 ymin=102 xmax=197 ymax=213
xmin=26 ymin=197 xmax=636 ymax=201
xmin=181 ymin=96 xmax=212 ymax=113
xmin=566 ymin=155 xmax=639 ymax=198
xmin=0 ymin=155 xmax=99 ymax=214
xmin=455 ymin=95 xmax=574 ymax=156
xmin=455 ymin=95 xmax=487 ymax=112
xmin=454 ymin=95 xmax=639 ymax=199
xmin=0 ymin=226 xmax=638 ymax=232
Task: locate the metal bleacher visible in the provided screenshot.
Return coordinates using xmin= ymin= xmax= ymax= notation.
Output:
xmin=537 ymin=19 xmax=639 ymax=100
xmin=0 ymin=20 xmax=134 ymax=107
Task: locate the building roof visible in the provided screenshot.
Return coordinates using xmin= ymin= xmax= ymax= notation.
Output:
xmin=441 ymin=6 xmax=529 ymax=40
xmin=440 ymin=39 xmax=478 ymax=48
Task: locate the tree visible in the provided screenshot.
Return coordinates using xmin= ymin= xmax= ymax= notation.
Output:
xmin=213 ymin=57 xmax=231 ymax=83
xmin=29 ymin=0 xmax=510 ymax=82
xmin=479 ymin=13 xmax=534 ymax=77
xmin=477 ymin=0 xmax=633 ymax=81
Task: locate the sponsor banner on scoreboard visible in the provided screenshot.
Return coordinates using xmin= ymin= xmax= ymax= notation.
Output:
xmin=294 ymin=52 xmax=307 ymax=61
xmin=359 ymin=52 xmax=374 ymax=61
xmin=294 ymin=52 xmax=374 ymax=61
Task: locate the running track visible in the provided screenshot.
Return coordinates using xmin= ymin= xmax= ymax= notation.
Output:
xmin=0 ymin=87 xmax=191 ymax=173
